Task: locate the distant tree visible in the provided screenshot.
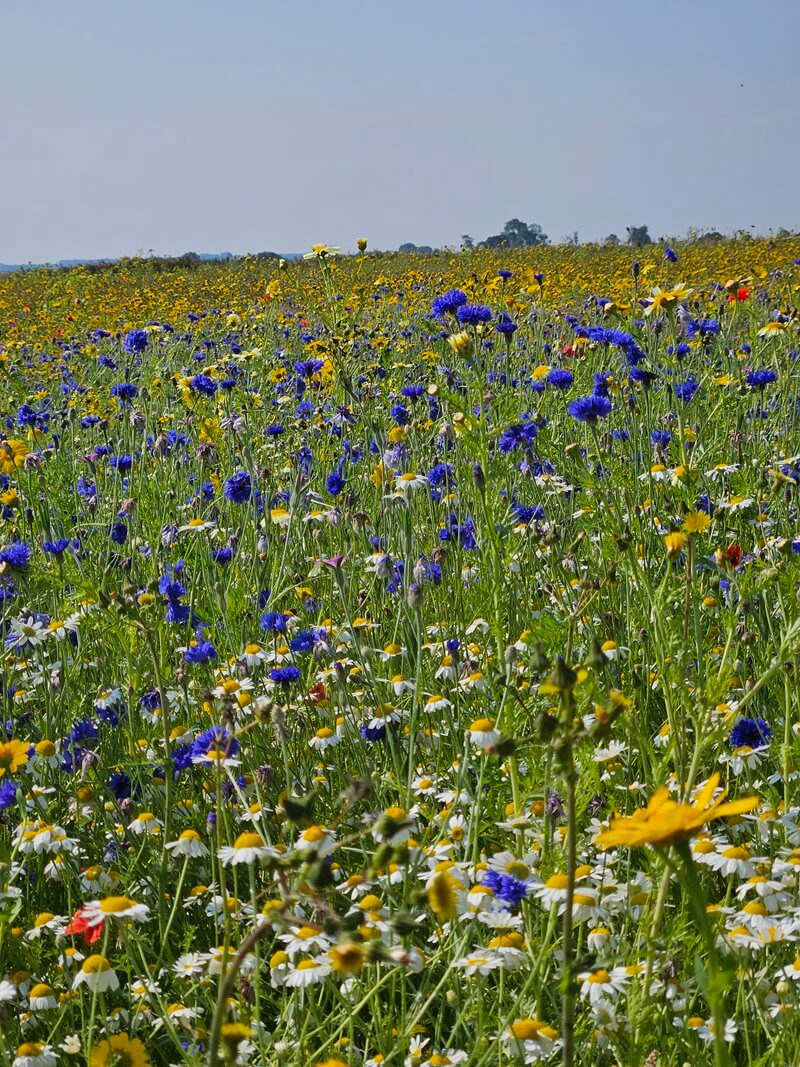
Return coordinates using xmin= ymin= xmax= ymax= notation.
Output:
xmin=478 ymin=219 xmax=549 ymax=249
xmin=604 ymin=233 xmax=621 ymax=246
xmin=399 ymin=242 xmax=418 ymax=253
xmin=461 ymin=234 xmax=474 ymax=250
xmin=626 ymin=225 xmax=652 ymax=247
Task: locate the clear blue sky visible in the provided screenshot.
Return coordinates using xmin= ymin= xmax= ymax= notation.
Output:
xmin=3 ymin=0 xmax=799 ymax=262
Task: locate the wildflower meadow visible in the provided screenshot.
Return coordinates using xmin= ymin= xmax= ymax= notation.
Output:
xmin=2 ymin=237 xmax=800 ymax=1067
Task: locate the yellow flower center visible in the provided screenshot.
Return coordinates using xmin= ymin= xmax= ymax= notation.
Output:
xmin=233 ymin=832 xmax=264 ymax=850
xmin=99 ymin=896 xmax=135 ymax=914
xmin=469 ymin=718 xmax=494 ymax=733
xmin=82 ymin=955 xmax=111 ymax=974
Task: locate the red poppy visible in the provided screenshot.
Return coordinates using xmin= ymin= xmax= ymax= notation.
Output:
xmin=728 ymin=287 xmax=749 ymax=302
xmin=725 ymin=543 xmax=742 ymax=568
xmin=308 ymin=682 xmax=327 ymax=706
xmin=65 ymin=907 xmax=104 ymax=946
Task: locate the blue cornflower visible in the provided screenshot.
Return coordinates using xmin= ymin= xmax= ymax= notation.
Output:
xmin=686 ymin=319 xmax=720 ymax=339
xmin=667 ymin=343 xmax=691 ymax=360
xmin=139 ymin=690 xmax=161 ymax=712
xmin=482 ymin=870 xmax=529 ymax=905
xmin=456 ymin=303 xmax=493 ymax=326
xmin=165 ymin=598 xmax=190 ymax=624
xmin=269 ymin=665 xmax=301 ymax=687
xmin=223 ymin=470 xmax=252 ymax=504
xmin=15 ymin=404 xmax=38 ymax=428
xmin=675 ymin=376 xmax=700 ymax=402
xmin=428 ymin=462 xmax=454 ymax=488
xmin=511 ymin=502 xmax=545 ymax=524
xmin=191 ymin=725 xmax=239 ymax=761
xmin=664 ymin=247 xmax=678 ymax=263
xmin=109 ymin=454 xmax=133 ymax=473
xmin=189 ymin=373 xmax=218 ymax=396
xmin=390 ymin=404 xmax=410 ymax=426
xmin=43 ymin=538 xmax=71 ymax=557
xmin=260 ymin=610 xmax=288 ymax=634
xmin=496 ymin=313 xmax=518 ymax=337
xmin=0 ymin=779 xmax=17 ymax=810
xmin=439 ymin=513 xmax=478 ymax=550
xmin=108 ymin=772 xmax=132 ymax=800
xmin=746 ymin=369 xmax=777 ymax=389
xmin=547 ymin=368 xmax=573 ymax=390
xmin=326 ymin=470 xmax=345 ymax=496
xmin=211 ymin=547 xmax=233 ymax=565
xmin=360 ymin=724 xmax=386 ymax=743
xmin=651 ymin=430 xmax=672 ymax=447
xmin=629 ymin=367 xmax=658 ymax=386
xmin=0 ymin=543 xmax=30 ymax=571
xmin=498 ymin=422 xmax=538 ymax=453
xmin=728 ymin=717 xmax=771 ymax=749
xmin=294 ymin=359 xmax=325 ymax=378
xmin=290 ymin=628 xmax=328 ymax=654
xmin=110 ymin=382 xmax=138 ymax=402
xmin=431 ymin=289 xmax=467 ymax=317
xmin=184 ymin=639 xmax=217 ymax=665
xmin=400 ymin=384 xmax=424 ymax=399
xmin=592 ymin=371 xmax=612 ymax=397
xmin=567 ymin=395 xmax=612 ymax=423
xmin=171 ymin=743 xmax=194 ymax=776
xmin=70 ymin=718 xmax=99 ymax=745
xmin=122 ymin=329 xmax=148 ymax=354
xmin=158 ymin=575 xmax=186 ymax=599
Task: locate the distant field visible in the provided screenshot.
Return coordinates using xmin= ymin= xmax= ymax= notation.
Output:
xmin=1 ymin=238 xmax=800 ymax=1066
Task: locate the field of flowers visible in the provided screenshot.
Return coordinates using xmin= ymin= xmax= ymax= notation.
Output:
xmin=1 ymin=237 xmax=800 ymax=1067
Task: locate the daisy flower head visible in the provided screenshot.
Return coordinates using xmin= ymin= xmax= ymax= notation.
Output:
xmin=218 ymin=831 xmax=272 ymax=866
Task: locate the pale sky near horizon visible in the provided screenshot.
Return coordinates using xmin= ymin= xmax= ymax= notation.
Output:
xmin=3 ymin=0 xmax=799 ymax=263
